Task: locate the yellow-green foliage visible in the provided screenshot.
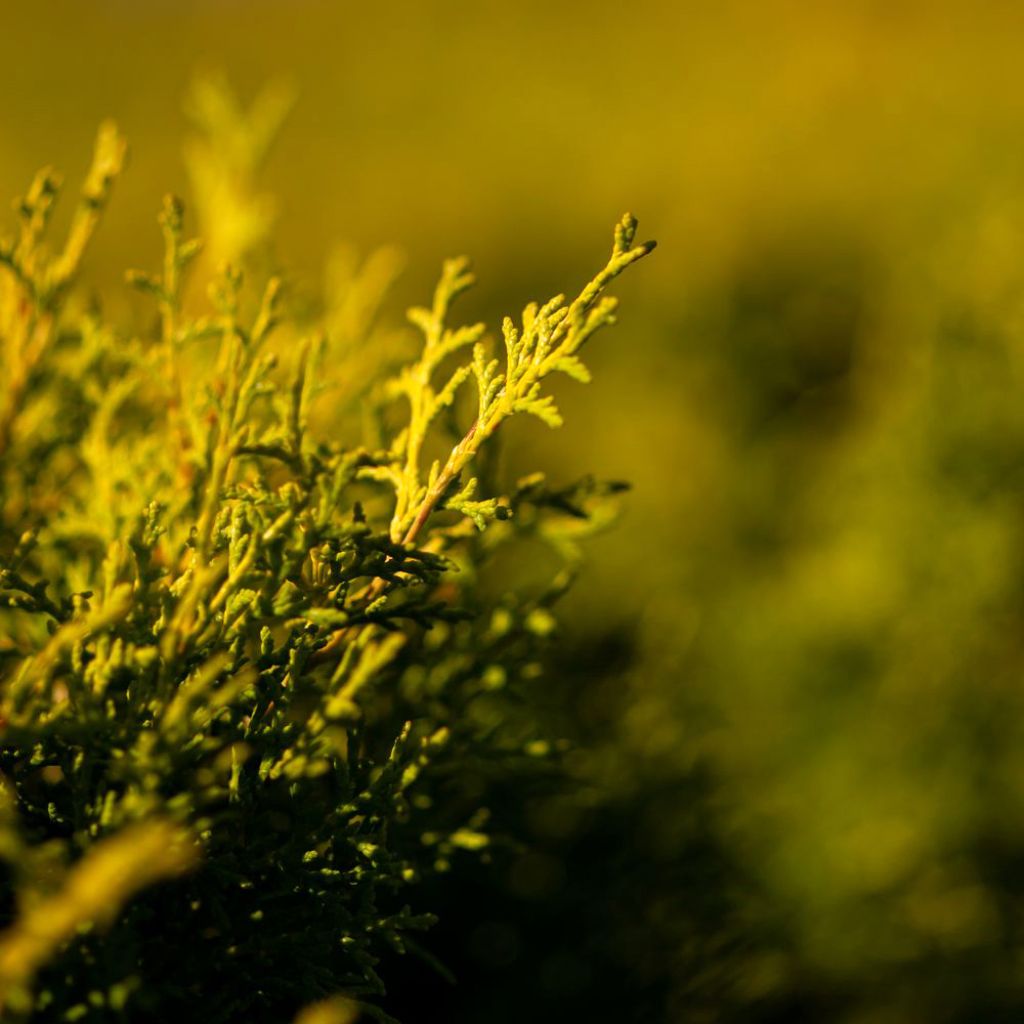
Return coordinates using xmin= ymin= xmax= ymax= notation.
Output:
xmin=0 ymin=104 xmax=653 ymax=1022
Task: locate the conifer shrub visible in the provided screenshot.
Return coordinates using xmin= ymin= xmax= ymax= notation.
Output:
xmin=0 ymin=102 xmax=654 ymax=1022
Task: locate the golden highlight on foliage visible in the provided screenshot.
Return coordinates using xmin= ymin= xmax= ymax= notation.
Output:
xmin=387 ymin=217 xmax=655 ymax=548
xmin=292 ymin=994 xmax=360 ymax=1024
xmin=0 ymin=820 xmax=195 ymax=1013
xmin=0 ymin=122 xmax=126 ymax=461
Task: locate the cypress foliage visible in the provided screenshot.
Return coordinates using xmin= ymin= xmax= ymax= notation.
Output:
xmin=0 ymin=92 xmax=653 ymax=1022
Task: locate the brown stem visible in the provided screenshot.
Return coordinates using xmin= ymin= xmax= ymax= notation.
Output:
xmin=313 ymin=417 xmax=483 ymax=665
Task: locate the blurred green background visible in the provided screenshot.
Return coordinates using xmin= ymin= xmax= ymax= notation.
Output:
xmin=9 ymin=1 xmax=1024 ymax=1020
